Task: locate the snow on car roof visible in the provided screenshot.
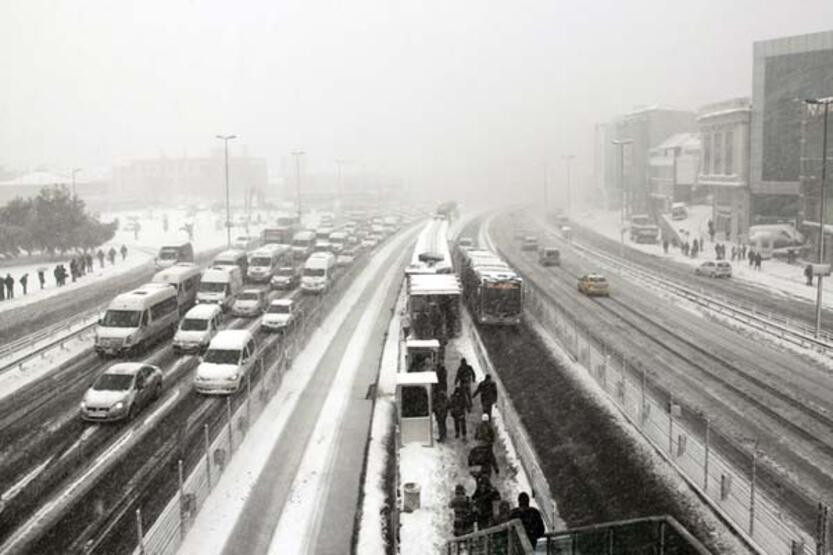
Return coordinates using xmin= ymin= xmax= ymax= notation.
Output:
xmin=270 ymin=298 xmax=293 ymax=306
xmin=209 ymin=330 xmax=253 ymax=350
xmin=184 ymin=304 xmax=222 ymax=319
xmin=106 ymin=362 xmax=144 ymax=375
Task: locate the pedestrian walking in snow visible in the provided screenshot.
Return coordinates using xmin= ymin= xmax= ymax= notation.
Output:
xmin=472 ymin=375 xmax=498 ymax=418
xmin=755 ymin=252 xmax=762 ymax=271
xmin=433 ymin=389 xmax=449 ymax=443
xmin=19 ymin=273 xmax=28 ymax=295
xmin=468 ymin=442 xmax=500 ymax=479
xmin=86 ymin=253 xmax=94 ymax=272
xmin=662 ymin=239 xmax=669 ymax=254
xmin=4 ymin=273 xmax=14 ymax=299
xmin=37 ymin=268 xmax=45 ymax=289
xmin=471 ymin=475 xmax=501 ymax=531
xmin=449 ymin=386 xmax=468 ymax=440
xmin=509 ymin=492 xmax=546 ymax=547
xmin=455 ymin=358 xmax=476 ymax=412
xmin=806 ymin=264 xmax=814 ymax=286
xmin=731 ymin=246 xmax=737 ymax=261
xmin=748 ymin=249 xmax=755 ymax=267
xmin=449 ymin=484 xmax=475 ymax=537
xmin=97 ymin=249 xmax=105 ymax=268
xmin=474 ymin=413 xmax=496 ymax=445
xmin=120 ymin=244 xmax=128 ymax=260
xmin=0 ymin=281 xmax=4 ymax=301
xmin=108 ymin=247 xmax=117 ymax=265
xmin=436 ymin=363 xmax=448 ymax=395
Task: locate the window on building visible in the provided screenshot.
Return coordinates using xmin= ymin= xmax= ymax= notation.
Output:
xmin=725 ymin=131 xmax=734 ymax=175
xmin=714 ymin=132 xmax=723 ymax=175
xmin=702 ymin=134 xmax=711 ymax=176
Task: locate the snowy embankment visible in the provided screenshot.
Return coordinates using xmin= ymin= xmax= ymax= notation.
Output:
xmin=576 ymin=204 xmax=833 ymax=310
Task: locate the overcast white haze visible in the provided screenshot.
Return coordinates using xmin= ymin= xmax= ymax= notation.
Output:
xmin=1 ymin=0 xmax=832 ymax=203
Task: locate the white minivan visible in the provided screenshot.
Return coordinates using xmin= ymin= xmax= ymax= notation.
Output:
xmin=173 ymin=303 xmax=223 ymax=354
xmin=301 ymin=252 xmax=336 ymax=294
xmin=194 ymin=330 xmax=258 ymax=394
xmin=196 ymin=266 xmax=243 ymax=310
xmin=95 ymin=283 xmax=179 ymax=358
xmin=151 ymin=263 xmax=202 ymax=315
xmin=247 ymin=244 xmax=291 ymax=283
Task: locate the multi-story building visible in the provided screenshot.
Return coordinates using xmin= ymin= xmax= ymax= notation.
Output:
xmin=697 ymin=97 xmax=752 ymax=242
xmin=750 ymin=30 xmax=833 ymax=234
xmin=648 ymin=133 xmax=701 ymax=214
xmin=113 ymin=151 xmax=268 ymax=207
xmin=597 ymin=107 xmax=696 ymax=216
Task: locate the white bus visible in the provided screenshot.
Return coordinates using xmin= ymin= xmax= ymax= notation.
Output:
xmin=151 ymin=263 xmax=202 ymax=314
xmin=247 ymin=244 xmax=291 ymax=283
xmin=291 ymin=230 xmax=316 ymax=260
xmin=95 ymin=283 xmax=180 ymax=358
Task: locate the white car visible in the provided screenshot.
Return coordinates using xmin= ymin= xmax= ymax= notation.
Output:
xmin=695 ymin=260 xmax=732 ymax=278
xmin=81 ymin=363 xmax=163 ymax=421
xmin=173 ymin=304 xmax=223 ymax=354
xmin=231 ymin=288 xmax=267 ymax=317
xmin=260 ymin=299 xmax=295 ymax=332
xmin=195 ymin=330 xmax=257 ymax=395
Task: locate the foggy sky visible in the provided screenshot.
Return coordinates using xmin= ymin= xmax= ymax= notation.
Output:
xmin=1 ymin=0 xmax=832 ymax=203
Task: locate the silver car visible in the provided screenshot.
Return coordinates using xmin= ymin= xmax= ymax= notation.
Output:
xmin=81 ymin=363 xmax=163 ymax=422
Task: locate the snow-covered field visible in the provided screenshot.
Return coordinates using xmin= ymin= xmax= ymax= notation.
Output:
xmin=576 ymin=204 xmax=833 ymax=309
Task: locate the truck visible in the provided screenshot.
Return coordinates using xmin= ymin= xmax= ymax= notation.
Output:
xmin=629 ymin=214 xmax=660 ymax=244
xmin=261 ymin=226 xmax=295 ymax=246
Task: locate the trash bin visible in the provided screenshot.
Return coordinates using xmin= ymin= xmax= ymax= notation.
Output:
xmin=403 ymin=482 xmax=421 ymax=512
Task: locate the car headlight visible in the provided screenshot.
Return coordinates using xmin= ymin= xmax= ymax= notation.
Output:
xmin=229 ymin=372 xmax=239 ymax=381
xmin=113 ymin=401 xmax=125 ymax=411
xmin=80 ymin=401 xmax=87 ymax=409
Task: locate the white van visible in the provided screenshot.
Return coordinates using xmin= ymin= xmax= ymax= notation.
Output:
xmin=329 ymin=231 xmax=347 ymax=254
xmin=247 ymin=244 xmax=291 ymax=283
xmin=301 ymin=252 xmax=336 ymax=294
xmin=194 ymin=330 xmax=258 ymax=394
xmin=197 ymin=266 xmax=243 ymax=310
xmin=212 ymin=248 xmax=249 ymax=276
xmin=151 ymin=263 xmax=202 ymax=314
xmin=155 ymin=242 xmax=194 ymax=269
xmin=95 ymin=283 xmax=180 ymax=358
xmin=173 ymin=303 xmax=223 ymax=354
xmin=291 ymin=230 xmax=316 ymax=260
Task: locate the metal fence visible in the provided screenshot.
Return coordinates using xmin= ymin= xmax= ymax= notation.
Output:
xmin=522 ymin=277 xmax=830 ymax=555
xmin=131 ymin=251 xmax=371 ymax=555
xmin=446 ymin=519 xmax=534 ymax=555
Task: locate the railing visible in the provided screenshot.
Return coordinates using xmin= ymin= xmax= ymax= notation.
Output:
xmin=446 ymin=519 xmax=534 ymax=555
xmin=539 ymin=516 xmax=710 ymax=555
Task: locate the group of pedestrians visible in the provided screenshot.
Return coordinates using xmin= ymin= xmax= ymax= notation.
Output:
xmin=449 ymin=486 xmax=544 ymax=546
xmin=0 ymin=245 xmax=128 ymax=301
xmin=680 ymin=238 xmax=703 ymax=258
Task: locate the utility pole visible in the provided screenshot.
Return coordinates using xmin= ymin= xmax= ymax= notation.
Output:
xmin=805 ymin=98 xmax=832 ymax=338
xmin=612 ymin=139 xmax=633 ymax=257
xmin=71 ymin=168 xmax=81 ymax=197
xmin=563 ymin=155 xmax=575 ymax=221
xmin=216 ymin=134 xmax=237 ymax=247
xmin=291 ymin=150 xmax=305 ymax=222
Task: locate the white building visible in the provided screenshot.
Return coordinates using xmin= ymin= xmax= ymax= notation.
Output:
xmin=648 ymin=133 xmax=701 ymax=214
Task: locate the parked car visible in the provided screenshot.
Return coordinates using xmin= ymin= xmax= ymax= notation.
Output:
xmin=80 ymin=363 xmax=163 ymax=421
xmin=231 ymin=288 xmax=268 ymax=317
xmin=578 ymin=273 xmax=610 ymax=296
xmin=695 ymin=260 xmax=732 ymax=278
xmin=260 ymin=299 xmax=296 ymax=332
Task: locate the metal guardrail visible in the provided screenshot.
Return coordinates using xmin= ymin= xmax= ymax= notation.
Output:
xmin=549 ymin=224 xmax=833 ymax=356
xmin=446 ymin=519 xmax=533 ymax=555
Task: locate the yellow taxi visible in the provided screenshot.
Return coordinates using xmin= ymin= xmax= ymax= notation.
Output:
xmin=578 ymin=273 xmax=609 ymax=296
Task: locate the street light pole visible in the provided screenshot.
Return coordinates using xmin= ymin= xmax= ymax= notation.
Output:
xmin=291 ymin=150 xmax=305 ymax=222
xmin=216 ymin=134 xmax=237 ymax=247
xmin=71 ymin=168 xmax=81 ymax=197
xmin=806 ymin=98 xmax=832 ymax=338
xmin=612 ymin=139 xmax=633 ymax=257
xmin=563 ymin=155 xmax=575 ymax=221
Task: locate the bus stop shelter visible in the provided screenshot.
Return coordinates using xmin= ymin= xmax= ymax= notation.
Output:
xmin=406 ymin=273 xmax=462 ymax=339
xmin=397 ymin=371 xmax=438 ymax=446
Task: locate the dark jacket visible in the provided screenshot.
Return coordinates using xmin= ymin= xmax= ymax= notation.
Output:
xmin=455 ymin=362 xmax=475 ymax=386
xmin=473 ymin=379 xmax=497 ymax=405
xmin=449 ymin=494 xmax=475 ymax=536
xmin=433 ymin=391 xmax=448 ymax=420
xmin=509 ymin=506 xmax=545 ymax=547
xmin=474 ymin=420 xmax=496 ymax=444
xmin=449 ymin=389 xmax=467 ymax=418
xmin=468 ymin=444 xmax=499 ymax=476
xmin=472 ymin=481 xmax=501 ymax=527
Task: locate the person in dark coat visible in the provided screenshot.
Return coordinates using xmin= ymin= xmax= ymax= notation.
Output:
xmin=468 ymin=442 xmax=499 ymax=478
xmin=4 ymin=273 xmax=14 ymax=299
xmin=449 ymin=386 xmax=468 ymax=440
xmin=471 ymin=475 xmax=501 ymax=531
xmin=19 ymin=273 xmax=28 ymax=295
xmin=662 ymin=239 xmax=669 ymax=254
xmin=494 ymin=500 xmax=512 ymax=525
xmin=69 ymin=259 xmax=77 ymax=282
xmin=509 ymin=492 xmax=546 ymax=547
xmin=86 ymin=253 xmax=94 ymax=272
xmin=805 ymin=264 xmax=814 ymax=286
xmin=755 ymin=251 xmax=762 ymax=270
xmin=472 ymin=374 xmax=498 ymax=417
xmin=97 ymin=249 xmax=105 ymax=268
xmin=449 ymin=484 xmax=475 ymax=537
xmin=435 ymin=363 xmax=448 ymax=394
xmin=37 ymin=269 xmax=45 ymax=289
xmin=748 ymin=249 xmax=755 ymax=267
xmin=0 ymin=280 xmax=4 ymax=301
xmin=455 ymin=358 xmax=476 ymax=412
xmin=474 ymin=413 xmax=496 ymax=445
xmin=108 ymin=247 xmax=117 ymax=265
xmin=120 ymin=244 xmax=128 ymax=260
xmin=433 ymin=389 xmax=449 ymax=442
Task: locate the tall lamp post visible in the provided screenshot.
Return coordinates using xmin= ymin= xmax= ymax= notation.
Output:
xmin=71 ymin=168 xmax=82 ymax=197
xmin=292 ymin=150 xmax=305 ymax=222
xmin=216 ymin=134 xmax=237 ymax=247
xmin=805 ymin=98 xmax=832 ymax=338
xmin=563 ymin=155 xmax=575 ymax=221
xmin=612 ymin=139 xmax=633 ymax=257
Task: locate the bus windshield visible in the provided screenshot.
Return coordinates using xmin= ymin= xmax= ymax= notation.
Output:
xmin=101 ymin=310 xmax=142 ymax=328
